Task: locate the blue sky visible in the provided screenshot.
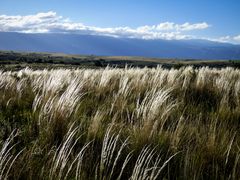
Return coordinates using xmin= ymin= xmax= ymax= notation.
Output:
xmin=0 ymin=0 xmax=239 ymax=43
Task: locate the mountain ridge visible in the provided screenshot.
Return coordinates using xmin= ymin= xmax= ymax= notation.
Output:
xmin=0 ymin=32 xmax=240 ymax=60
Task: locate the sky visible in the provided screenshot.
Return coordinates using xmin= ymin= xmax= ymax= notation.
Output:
xmin=0 ymin=0 xmax=239 ymax=43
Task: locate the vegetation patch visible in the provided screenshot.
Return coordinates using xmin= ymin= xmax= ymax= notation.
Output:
xmin=0 ymin=66 xmax=240 ymax=179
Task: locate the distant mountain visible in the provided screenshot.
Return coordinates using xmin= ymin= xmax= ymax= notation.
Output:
xmin=0 ymin=32 xmax=240 ymax=60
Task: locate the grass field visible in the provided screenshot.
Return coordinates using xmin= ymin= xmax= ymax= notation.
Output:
xmin=1 ymin=50 xmax=240 ymax=71
xmin=0 ymin=66 xmax=240 ymax=179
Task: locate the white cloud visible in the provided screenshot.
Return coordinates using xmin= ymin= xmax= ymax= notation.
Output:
xmin=215 ymin=36 xmax=232 ymax=43
xmin=136 ymin=22 xmax=210 ymax=32
xmin=210 ymin=35 xmax=240 ymax=44
xmin=177 ymin=22 xmax=209 ymax=31
xmin=155 ymin=22 xmax=210 ymax=31
xmin=0 ymin=11 xmax=212 ymax=40
xmin=156 ymin=22 xmax=175 ymax=31
xmin=233 ymin=35 xmax=240 ymax=42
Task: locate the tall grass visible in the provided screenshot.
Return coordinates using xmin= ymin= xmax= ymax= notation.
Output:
xmin=0 ymin=66 xmax=240 ymax=179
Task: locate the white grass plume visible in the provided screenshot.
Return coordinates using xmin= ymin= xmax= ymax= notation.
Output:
xmin=0 ymin=130 xmax=24 ymax=180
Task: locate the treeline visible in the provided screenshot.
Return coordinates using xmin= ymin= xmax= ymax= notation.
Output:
xmin=0 ymin=51 xmax=240 ymax=69
xmin=0 ymin=51 xmax=159 ymax=68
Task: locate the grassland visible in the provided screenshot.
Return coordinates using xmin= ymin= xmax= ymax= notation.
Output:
xmin=1 ymin=50 xmax=240 ymax=71
xmin=0 ymin=66 xmax=240 ymax=179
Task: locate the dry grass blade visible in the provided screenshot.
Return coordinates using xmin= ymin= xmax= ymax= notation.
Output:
xmin=130 ymin=146 xmax=179 ymax=180
xmin=0 ymin=130 xmax=24 ymax=180
xmin=99 ymin=126 xmax=131 ymax=180
xmin=49 ymin=124 xmax=83 ymax=180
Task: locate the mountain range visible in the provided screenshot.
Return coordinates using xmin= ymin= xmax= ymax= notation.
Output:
xmin=0 ymin=32 xmax=240 ymax=60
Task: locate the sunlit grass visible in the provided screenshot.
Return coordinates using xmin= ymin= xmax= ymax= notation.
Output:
xmin=0 ymin=66 xmax=240 ymax=179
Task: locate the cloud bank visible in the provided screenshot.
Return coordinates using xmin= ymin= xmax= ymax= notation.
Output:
xmin=0 ymin=11 xmax=239 ymax=43
xmin=0 ymin=11 xmax=209 ymax=40
xmin=209 ymin=35 xmax=240 ymax=44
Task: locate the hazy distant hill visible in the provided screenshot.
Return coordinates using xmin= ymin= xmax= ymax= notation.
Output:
xmin=0 ymin=32 xmax=240 ymax=60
